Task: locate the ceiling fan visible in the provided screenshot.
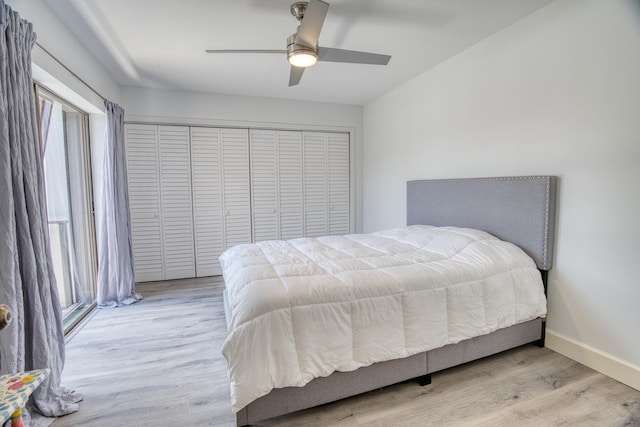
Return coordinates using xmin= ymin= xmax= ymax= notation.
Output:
xmin=206 ymin=0 xmax=391 ymax=86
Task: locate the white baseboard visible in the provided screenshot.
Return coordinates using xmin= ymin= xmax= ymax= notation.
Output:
xmin=545 ymin=328 xmax=640 ymax=391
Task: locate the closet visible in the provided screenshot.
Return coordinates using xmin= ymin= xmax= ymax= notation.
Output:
xmin=191 ymin=127 xmax=251 ymax=276
xmin=125 ymin=124 xmax=195 ymax=282
xmin=125 ymin=124 xmax=350 ymax=281
xmin=303 ymin=131 xmax=350 ymax=237
xmin=250 ymin=129 xmax=305 ymax=242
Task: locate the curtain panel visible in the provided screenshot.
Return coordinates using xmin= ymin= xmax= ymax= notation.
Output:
xmin=0 ymin=0 xmax=82 ymax=423
xmin=96 ymin=101 xmax=141 ymax=308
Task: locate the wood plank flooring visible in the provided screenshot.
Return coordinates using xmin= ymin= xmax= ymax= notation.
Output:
xmin=52 ymin=277 xmax=640 ymax=426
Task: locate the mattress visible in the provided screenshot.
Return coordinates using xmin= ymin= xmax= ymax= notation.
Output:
xmin=220 ymin=225 xmax=547 ymax=412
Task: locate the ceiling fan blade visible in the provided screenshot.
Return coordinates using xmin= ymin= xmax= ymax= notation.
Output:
xmin=296 ymin=0 xmax=329 ymax=48
xmin=289 ymin=66 xmax=305 ymax=86
xmin=205 ymin=49 xmax=285 ymax=54
xmin=317 ymin=47 xmax=391 ymax=65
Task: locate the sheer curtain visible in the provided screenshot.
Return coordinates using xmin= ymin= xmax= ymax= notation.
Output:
xmin=0 ymin=1 xmax=81 ymax=424
xmin=64 ymin=110 xmax=94 ymax=307
xmin=96 ymin=101 xmax=141 ymax=308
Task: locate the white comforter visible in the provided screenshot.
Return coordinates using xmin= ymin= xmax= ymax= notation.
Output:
xmin=220 ymin=225 xmax=547 ymax=412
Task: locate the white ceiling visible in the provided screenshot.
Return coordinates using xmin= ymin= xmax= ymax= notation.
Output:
xmin=44 ymin=0 xmax=554 ymax=105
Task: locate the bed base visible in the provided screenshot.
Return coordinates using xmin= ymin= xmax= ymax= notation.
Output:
xmin=236 ymin=318 xmax=543 ymax=426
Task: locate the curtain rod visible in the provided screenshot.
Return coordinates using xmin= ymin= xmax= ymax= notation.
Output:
xmin=35 ymin=41 xmax=107 ymax=103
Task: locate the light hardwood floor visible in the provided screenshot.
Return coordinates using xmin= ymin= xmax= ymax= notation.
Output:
xmin=53 ymin=277 xmax=640 ymax=427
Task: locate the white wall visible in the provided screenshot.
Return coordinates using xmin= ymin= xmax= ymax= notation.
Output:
xmin=363 ymin=0 xmax=640 ymax=388
xmin=120 ymin=87 xmax=365 ymax=231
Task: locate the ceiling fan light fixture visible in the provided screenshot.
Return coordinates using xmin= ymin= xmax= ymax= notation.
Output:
xmin=288 ymin=50 xmax=318 ymax=67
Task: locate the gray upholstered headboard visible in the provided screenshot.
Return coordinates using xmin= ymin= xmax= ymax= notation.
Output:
xmin=407 ymin=176 xmax=557 ymax=270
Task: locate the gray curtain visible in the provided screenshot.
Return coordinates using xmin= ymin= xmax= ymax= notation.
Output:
xmin=96 ymin=101 xmax=141 ymax=308
xmin=0 ymin=0 xmax=82 ymax=424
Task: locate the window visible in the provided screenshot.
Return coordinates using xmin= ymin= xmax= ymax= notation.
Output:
xmin=37 ymin=86 xmax=97 ymax=333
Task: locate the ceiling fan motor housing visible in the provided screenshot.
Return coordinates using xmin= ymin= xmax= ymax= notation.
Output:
xmin=287 ymin=33 xmax=316 ymax=53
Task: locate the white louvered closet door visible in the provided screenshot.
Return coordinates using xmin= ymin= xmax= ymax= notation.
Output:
xmin=250 ymin=129 xmax=278 ymax=242
xmin=327 ymin=132 xmax=350 ymax=235
xmin=158 ymin=126 xmax=195 ymax=280
xmin=303 ymin=132 xmax=328 ymax=237
xmin=221 ymin=128 xmax=252 ymax=249
xmin=277 ymin=131 xmax=304 ymax=240
xmin=125 ymin=124 xmax=165 ymax=282
xmin=127 ymin=124 xmax=348 ymax=282
xmin=190 ymin=127 xmax=224 ymax=276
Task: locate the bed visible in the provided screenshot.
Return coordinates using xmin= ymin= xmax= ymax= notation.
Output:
xmin=220 ymin=175 xmax=557 ymax=426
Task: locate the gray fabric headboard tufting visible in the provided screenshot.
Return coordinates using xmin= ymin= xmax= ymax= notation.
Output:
xmin=407 ymin=176 xmax=557 ymax=270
